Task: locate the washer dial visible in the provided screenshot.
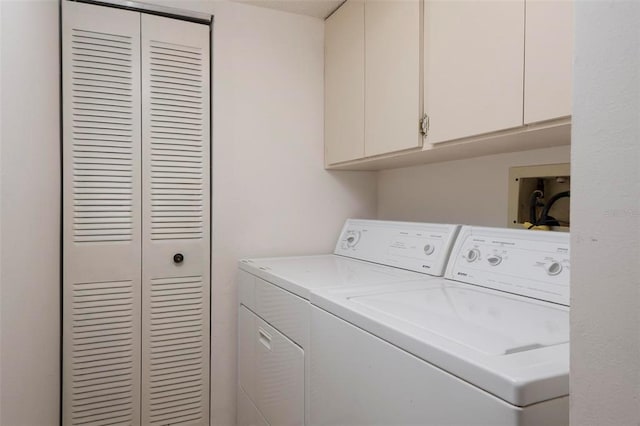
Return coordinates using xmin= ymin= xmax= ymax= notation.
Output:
xmin=423 ymin=244 xmax=435 ymax=256
xmin=487 ymin=255 xmax=503 ymax=266
xmin=344 ymin=231 xmax=361 ymax=248
xmin=546 ymin=261 xmax=563 ymax=276
xmin=465 ymin=248 xmax=480 ymax=262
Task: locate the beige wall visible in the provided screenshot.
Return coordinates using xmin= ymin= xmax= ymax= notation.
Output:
xmin=203 ymin=2 xmax=377 ymax=424
xmin=571 ymin=1 xmax=640 ymax=424
xmin=377 ymin=145 xmax=570 ymax=227
xmin=0 ymin=1 xmax=61 ymax=425
xmin=0 ymin=1 xmax=378 ymax=425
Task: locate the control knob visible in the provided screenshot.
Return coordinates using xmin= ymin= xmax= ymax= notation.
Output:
xmin=487 ymin=255 xmax=502 ymax=266
xmin=546 ymin=261 xmax=563 ymax=276
xmin=465 ymin=249 xmax=480 ymax=262
xmin=345 ymin=231 xmax=361 ymax=248
xmin=423 ymin=244 xmax=435 ymax=256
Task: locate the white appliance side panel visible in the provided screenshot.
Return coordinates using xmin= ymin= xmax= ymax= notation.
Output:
xmin=238 ymin=269 xmax=257 ymax=311
xmin=141 ymin=14 xmax=211 ymax=426
xmin=239 ymin=306 xmax=304 ymax=426
xmin=238 ymin=306 xmax=257 ymax=413
xmin=310 ymin=307 xmax=568 ymax=426
xmin=62 ymin=2 xmax=142 ymax=425
xmin=237 ymin=387 xmax=269 ymax=426
xmin=255 ymin=277 xmax=310 ymax=348
xmin=334 ymin=219 xmax=459 ymax=275
xmin=521 ymin=396 xmax=569 ymax=426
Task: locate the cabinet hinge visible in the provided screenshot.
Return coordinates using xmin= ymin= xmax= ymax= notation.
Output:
xmin=420 ymin=114 xmax=430 ymax=137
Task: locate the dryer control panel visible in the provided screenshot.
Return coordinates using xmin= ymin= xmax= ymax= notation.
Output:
xmin=446 ymin=226 xmax=570 ymax=306
xmin=334 ymin=219 xmax=460 ymax=276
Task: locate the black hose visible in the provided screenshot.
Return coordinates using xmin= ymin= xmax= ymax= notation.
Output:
xmin=538 ymin=191 xmax=570 ymax=226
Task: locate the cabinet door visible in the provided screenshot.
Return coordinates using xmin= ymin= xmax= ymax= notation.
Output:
xmin=524 ymin=0 xmax=573 ymax=124
xmin=325 ymin=0 xmax=365 ymax=165
xmin=140 ymin=14 xmax=211 ymax=426
xmin=365 ymin=0 xmax=422 ymax=157
xmin=62 ymin=2 xmax=142 ymax=425
xmin=424 ymin=0 xmax=525 ymax=144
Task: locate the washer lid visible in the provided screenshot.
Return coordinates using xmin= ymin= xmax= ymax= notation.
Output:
xmin=239 ymin=255 xmax=432 ymax=300
xmin=311 ymin=280 xmax=569 ymax=407
xmin=350 ymin=284 xmax=568 ymax=356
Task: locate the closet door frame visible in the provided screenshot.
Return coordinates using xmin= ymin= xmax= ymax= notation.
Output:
xmin=61 ymin=1 xmax=213 ymax=425
xmin=67 ymin=0 xmax=213 ymax=25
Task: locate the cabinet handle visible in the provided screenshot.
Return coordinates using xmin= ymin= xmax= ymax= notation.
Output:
xmin=258 ymin=327 xmax=272 ymax=350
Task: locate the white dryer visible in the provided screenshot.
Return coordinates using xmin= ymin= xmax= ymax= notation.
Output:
xmin=310 ymin=226 xmax=570 ymax=425
xmin=236 ymin=219 xmax=460 ymax=426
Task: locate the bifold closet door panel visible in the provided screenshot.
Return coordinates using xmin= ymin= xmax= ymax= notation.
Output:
xmin=62 ymin=2 xmax=142 ymax=425
xmin=141 ymin=14 xmax=211 ymax=426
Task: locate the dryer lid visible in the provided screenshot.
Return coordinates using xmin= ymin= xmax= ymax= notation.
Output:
xmin=239 ymin=255 xmax=430 ymax=300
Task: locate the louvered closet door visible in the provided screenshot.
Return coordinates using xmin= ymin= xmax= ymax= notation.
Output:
xmin=141 ymin=15 xmax=211 ymax=426
xmin=62 ymin=2 xmax=142 ymax=425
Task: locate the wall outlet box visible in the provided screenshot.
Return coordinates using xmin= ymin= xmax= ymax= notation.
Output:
xmin=508 ymin=163 xmax=570 ymax=231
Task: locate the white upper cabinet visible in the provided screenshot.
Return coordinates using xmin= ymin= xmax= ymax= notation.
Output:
xmin=424 ymin=0 xmax=525 ymax=144
xmin=524 ymin=0 xmax=573 ymax=124
xmin=325 ymin=0 xmax=365 ymax=165
xmin=324 ymin=0 xmax=573 ymax=170
xmin=324 ymin=0 xmax=421 ymax=165
xmin=364 ymin=0 xmax=422 ymax=157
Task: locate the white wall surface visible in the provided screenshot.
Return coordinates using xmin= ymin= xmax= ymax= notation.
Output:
xmin=0 ymin=1 xmax=61 ymax=425
xmin=201 ymin=2 xmax=378 ymax=423
xmin=2 ymin=1 xmax=377 ymax=425
xmin=571 ymin=2 xmax=640 ymax=425
xmin=0 ymin=2 xmax=3 ymax=420
xmin=377 ymin=146 xmax=570 ymax=227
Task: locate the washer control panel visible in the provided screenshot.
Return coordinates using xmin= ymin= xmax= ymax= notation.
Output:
xmin=446 ymin=226 xmax=570 ymax=306
xmin=334 ymin=219 xmax=460 ymax=276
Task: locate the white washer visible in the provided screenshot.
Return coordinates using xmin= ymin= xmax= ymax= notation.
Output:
xmin=236 ymin=219 xmax=460 ymax=426
xmin=310 ymin=226 xmax=570 ymax=426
